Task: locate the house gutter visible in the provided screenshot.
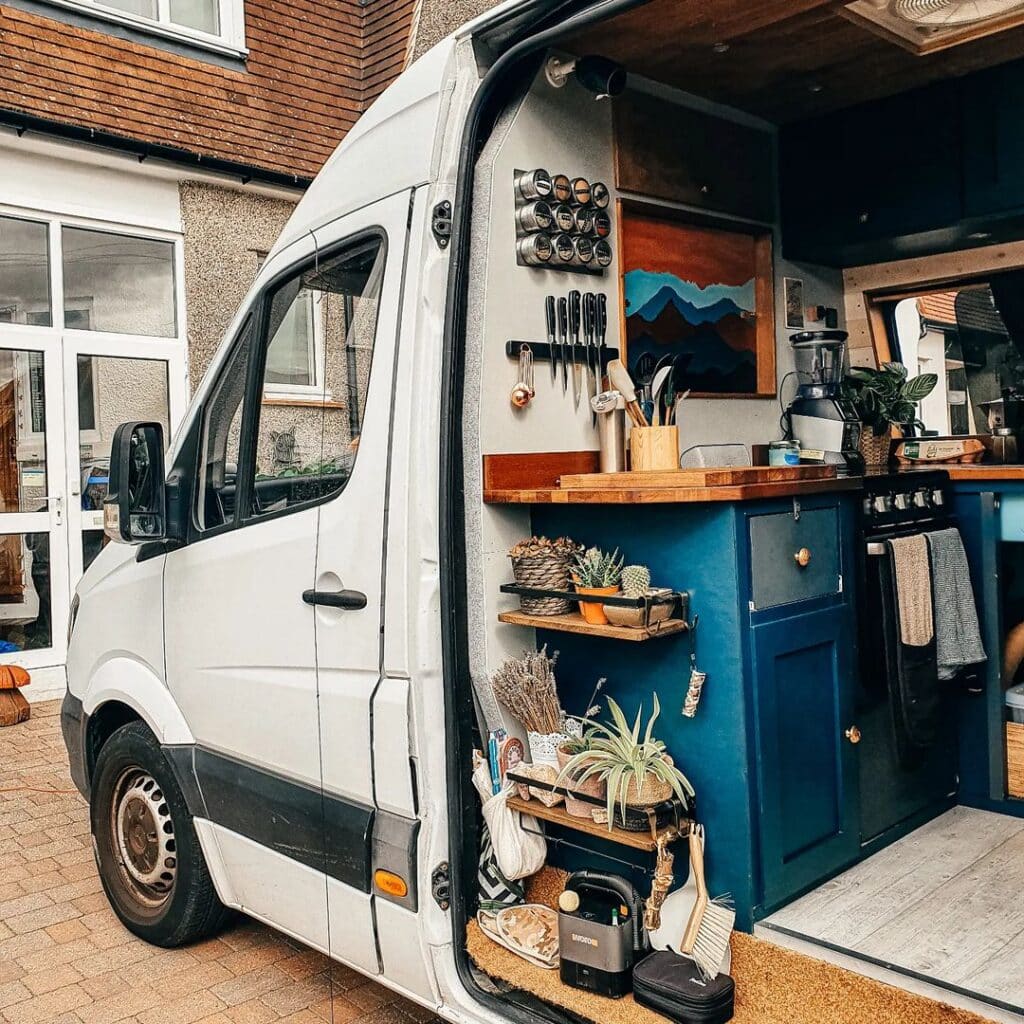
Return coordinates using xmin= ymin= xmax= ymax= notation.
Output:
xmin=0 ymin=108 xmax=313 ymax=190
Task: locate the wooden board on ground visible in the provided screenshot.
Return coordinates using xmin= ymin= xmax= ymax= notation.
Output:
xmin=557 ymin=465 xmax=836 ymax=490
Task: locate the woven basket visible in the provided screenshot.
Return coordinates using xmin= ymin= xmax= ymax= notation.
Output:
xmin=510 ymin=554 xmax=573 ymax=616
xmin=860 ymin=428 xmax=893 ymax=467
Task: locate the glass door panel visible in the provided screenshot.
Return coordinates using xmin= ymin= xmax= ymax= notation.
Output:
xmin=0 ymin=331 xmax=68 ymax=669
xmin=66 ymin=352 xmax=172 ymax=579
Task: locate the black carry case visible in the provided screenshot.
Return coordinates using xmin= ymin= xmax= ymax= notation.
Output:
xmin=632 ymin=951 xmax=735 ymax=1024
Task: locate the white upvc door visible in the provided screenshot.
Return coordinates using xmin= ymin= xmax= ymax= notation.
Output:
xmin=61 ymin=331 xmax=188 ymax=586
xmin=0 ymin=327 xmax=71 ymax=685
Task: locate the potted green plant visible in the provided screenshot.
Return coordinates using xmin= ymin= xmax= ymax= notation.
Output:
xmin=572 ymin=546 xmax=624 ymax=625
xmin=840 ymin=362 xmax=938 ymax=466
xmin=559 ymin=695 xmax=695 ymax=831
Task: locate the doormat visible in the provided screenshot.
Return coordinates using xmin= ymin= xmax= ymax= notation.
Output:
xmin=465 ymin=869 xmax=992 ymax=1024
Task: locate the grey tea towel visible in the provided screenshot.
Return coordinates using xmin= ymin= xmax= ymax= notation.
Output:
xmin=927 ymin=527 xmax=986 ymax=680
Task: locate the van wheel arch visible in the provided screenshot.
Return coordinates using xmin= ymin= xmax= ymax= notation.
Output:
xmin=86 ymin=701 xmax=145 ymax=785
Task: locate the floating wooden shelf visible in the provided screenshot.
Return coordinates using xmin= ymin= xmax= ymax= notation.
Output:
xmin=507 ymin=796 xmax=685 ymax=851
xmin=498 ymin=610 xmax=687 ymax=641
xmin=497 ymin=606 xmax=684 ymax=638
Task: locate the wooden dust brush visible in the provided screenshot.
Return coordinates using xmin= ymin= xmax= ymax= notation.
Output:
xmin=0 ymin=665 xmax=31 ymax=727
xmin=680 ymin=825 xmax=735 ymax=979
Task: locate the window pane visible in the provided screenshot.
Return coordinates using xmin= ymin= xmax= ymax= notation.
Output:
xmin=78 ymin=356 xmax=170 ymax=512
xmin=62 ymin=227 xmax=176 ymax=337
xmin=83 ymin=530 xmax=108 ymax=574
xmin=169 ymin=0 xmax=219 ymax=33
xmin=248 ymin=238 xmax=385 ymax=517
xmin=0 ymin=533 xmax=52 ymax=652
xmin=100 ymin=0 xmax=158 ymax=17
xmin=196 ymin=320 xmax=253 ymax=531
xmin=0 ymin=349 xmax=47 ymax=513
xmin=265 ymin=288 xmax=316 ymax=387
xmin=0 ymin=216 xmax=51 ymax=327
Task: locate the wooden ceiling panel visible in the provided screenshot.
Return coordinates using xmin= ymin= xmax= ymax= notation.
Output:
xmin=566 ymin=0 xmax=1024 ymax=122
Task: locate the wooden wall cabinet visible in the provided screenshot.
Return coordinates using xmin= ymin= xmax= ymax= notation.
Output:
xmin=615 ymin=92 xmax=776 ymax=224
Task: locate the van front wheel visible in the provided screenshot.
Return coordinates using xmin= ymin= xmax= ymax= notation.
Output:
xmin=90 ymin=721 xmax=230 ymax=946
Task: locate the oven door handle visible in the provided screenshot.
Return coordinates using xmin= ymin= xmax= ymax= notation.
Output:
xmin=866 ymin=541 xmax=887 ymax=556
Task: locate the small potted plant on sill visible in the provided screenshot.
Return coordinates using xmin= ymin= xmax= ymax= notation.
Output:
xmin=559 ymin=695 xmax=695 ymax=832
xmin=572 ymin=546 xmax=624 ymax=626
xmin=840 ymin=362 xmax=937 ymax=467
xmin=603 ymin=564 xmax=675 ymax=629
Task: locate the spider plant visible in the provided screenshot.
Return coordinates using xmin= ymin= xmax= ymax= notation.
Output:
xmin=557 ymin=695 xmax=694 ymax=830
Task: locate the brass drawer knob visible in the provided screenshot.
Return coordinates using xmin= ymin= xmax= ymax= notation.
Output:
xmin=794 ymin=547 xmax=812 ymax=568
xmin=846 ymin=726 xmax=862 ymax=744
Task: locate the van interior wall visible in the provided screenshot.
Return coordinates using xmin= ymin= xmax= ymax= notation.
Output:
xmin=462 ymin=64 xmax=846 ymax=740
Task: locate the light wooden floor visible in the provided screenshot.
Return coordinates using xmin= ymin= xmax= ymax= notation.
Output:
xmin=761 ymin=806 xmax=1024 ymax=1015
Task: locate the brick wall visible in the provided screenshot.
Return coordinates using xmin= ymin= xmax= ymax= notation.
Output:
xmin=0 ymin=0 xmax=417 ymax=180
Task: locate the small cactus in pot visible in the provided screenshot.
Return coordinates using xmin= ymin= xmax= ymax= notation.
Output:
xmin=572 ymin=547 xmax=624 ymax=625
xmin=621 ymin=564 xmax=651 ymax=597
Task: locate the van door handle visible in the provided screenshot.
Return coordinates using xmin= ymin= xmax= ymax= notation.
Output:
xmin=302 ymin=589 xmax=367 ymax=610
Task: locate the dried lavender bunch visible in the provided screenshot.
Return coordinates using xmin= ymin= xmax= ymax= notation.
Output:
xmin=490 ymin=645 xmax=564 ymax=734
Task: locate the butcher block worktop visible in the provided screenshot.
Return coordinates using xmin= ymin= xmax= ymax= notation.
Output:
xmin=483 ymin=453 xmax=861 ymax=504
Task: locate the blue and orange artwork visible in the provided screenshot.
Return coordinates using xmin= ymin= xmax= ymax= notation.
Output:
xmin=622 ymin=213 xmax=772 ymax=396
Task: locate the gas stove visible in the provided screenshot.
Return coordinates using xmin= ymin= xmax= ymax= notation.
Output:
xmin=859 ymin=470 xmax=951 ymax=532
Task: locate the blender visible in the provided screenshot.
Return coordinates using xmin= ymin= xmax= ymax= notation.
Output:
xmin=785 ymin=330 xmax=864 ymax=472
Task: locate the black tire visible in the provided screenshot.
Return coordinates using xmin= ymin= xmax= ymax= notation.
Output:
xmin=90 ymin=721 xmax=231 ymax=947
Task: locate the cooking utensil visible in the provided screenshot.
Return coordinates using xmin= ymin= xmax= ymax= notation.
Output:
xmin=569 ymin=291 xmax=582 ymax=410
xmin=557 ymin=297 xmax=569 ymax=394
xmin=650 ymin=366 xmax=672 ymax=427
xmin=593 ymin=390 xmax=627 ymax=472
xmin=545 ymin=296 xmax=557 ymax=385
xmin=607 ymin=359 xmax=647 ymax=427
xmin=510 ymin=344 xmax=535 ymax=408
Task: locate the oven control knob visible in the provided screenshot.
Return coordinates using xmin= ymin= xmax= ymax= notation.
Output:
xmin=894 ymin=493 xmax=910 ymax=510
xmin=932 ymin=489 xmax=945 ymax=506
xmin=863 ymin=498 xmax=874 ymax=517
xmin=873 ymin=495 xmax=891 ymax=514
xmin=913 ymin=490 xmax=930 ymax=508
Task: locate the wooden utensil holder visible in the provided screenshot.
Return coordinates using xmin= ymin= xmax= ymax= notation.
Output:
xmin=630 ymin=426 xmax=679 ymax=472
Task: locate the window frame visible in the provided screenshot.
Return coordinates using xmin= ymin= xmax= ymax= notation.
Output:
xmin=35 ymin=0 xmax=247 ymax=56
xmin=189 ymin=227 xmax=388 ymax=541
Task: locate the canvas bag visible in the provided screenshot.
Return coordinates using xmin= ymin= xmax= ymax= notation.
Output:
xmin=482 ymin=786 xmax=547 ymax=881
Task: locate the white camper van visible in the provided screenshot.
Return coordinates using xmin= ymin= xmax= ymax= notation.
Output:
xmin=61 ymin=0 xmax=1024 ymax=1021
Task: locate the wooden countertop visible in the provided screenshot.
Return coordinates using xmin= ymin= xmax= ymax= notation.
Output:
xmin=483 ymin=452 xmax=862 ymax=504
xmin=894 ymin=464 xmax=1024 ymax=481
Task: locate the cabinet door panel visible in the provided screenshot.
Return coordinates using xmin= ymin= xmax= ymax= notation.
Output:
xmin=754 ymin=605 xmax=859 ymax=909
xmin=749 ymin=508 xmax=839 ymax=610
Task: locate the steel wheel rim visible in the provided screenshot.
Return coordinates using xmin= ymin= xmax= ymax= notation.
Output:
xmin=109 ymin=767 xmax=177 ymax=907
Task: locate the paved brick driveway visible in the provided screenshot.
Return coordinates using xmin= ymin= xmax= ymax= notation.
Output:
xmin=0 ymin=702 xmax=441 ymax=1024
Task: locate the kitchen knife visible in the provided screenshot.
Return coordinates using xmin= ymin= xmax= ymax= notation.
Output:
xmin=583 ymin=293 xmax=597 ymax=425
xmin=557 ymin=297 xmax=569 ymax=394
xmin=569 ymin=290 xmax=582 ymax=410
xmin=596 ymin=293 xmax=608 ymax=385
xmin=545 ymin=295 xmax=557 ymax=385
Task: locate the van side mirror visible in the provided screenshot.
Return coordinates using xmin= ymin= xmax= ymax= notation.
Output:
xmin=104 ymin=421 xmax=167 ymax=543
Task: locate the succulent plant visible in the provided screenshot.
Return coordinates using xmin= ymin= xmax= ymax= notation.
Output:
xmin=621 ymin=565 xmax=651 ymax=597
xmin=572 ymin=547 xmax=624 ymax=589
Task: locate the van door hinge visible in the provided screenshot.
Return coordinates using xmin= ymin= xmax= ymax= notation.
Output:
xmin=431 ymin=201 xmax=452 ymax=249
xmin=431 ymin=861 xmax=451 ymax=910
xmin=792 ymin=498 xmax=801 ymax=521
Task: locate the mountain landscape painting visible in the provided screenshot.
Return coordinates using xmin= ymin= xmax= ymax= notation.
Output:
xmin=622 ymin=211 xmax=775 ymax=396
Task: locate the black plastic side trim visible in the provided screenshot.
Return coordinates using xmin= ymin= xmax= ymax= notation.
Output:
xmin=189 ymin=747 xmax=375 ymax=891
xmin=60 ymin=692 xmax=89 ymax=800
xmin=371 ymin=810 xmax=420 ymax=911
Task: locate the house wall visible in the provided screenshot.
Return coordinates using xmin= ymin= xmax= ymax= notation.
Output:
xmin=0 ymin=0 xmax=417 ymax=181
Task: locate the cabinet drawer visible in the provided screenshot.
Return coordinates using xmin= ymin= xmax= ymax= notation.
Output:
xmin=749 ymin=509 xmax=840 ymax=610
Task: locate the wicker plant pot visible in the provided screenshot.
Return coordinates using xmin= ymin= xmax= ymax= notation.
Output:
xmin=555 ymin=745 xmax=606 ymax=818
xmin=860 ymin=428 xmax=893 ymax=467
xmin=510 ymin=554 xmax=574 ymax=616
xmin=612 ymin=773 xmax=675 ymax=831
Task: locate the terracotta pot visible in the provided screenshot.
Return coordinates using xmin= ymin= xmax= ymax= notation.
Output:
xmin=575 ymin=585 xmax=619 ymax=625
xmin=556 ymin=745 xmax=606 ymax=818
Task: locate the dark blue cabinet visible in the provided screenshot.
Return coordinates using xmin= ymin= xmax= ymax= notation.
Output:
xmin=751 ymin=604 xmax=860 ymax=910
xmin=964 ymin=61 xmax=1024 ymax=219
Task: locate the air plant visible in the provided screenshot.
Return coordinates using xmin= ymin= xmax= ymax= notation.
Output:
xmin=558 ymin=695 xmax=695 ymax=830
